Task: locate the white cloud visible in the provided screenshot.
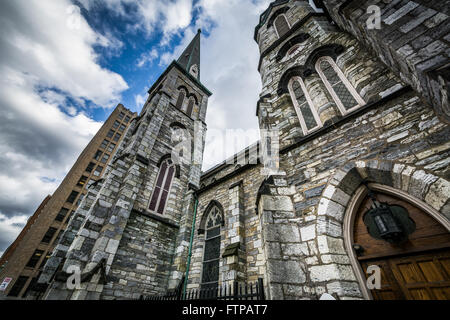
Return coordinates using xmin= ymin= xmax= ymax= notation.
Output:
xmin=135 ymin=93 xmax=146 ymax=108
xmin=137 ymin=48 xmax=159 ymax=68
xmin=0 ymin=213 xmax=29 ymax=255
xmin=0 ymin=0 xmax=126 ymax=252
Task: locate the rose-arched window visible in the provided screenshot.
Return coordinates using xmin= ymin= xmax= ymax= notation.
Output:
xmin=288 ymin=76 xmax=322 ymax=135
xmin=201 ymin=204 xmax=222 ymax=289
xmin=149 ymin=158 xmax=175 ymax=214
xmin=316 ymin=56 xmax=365 ymax=114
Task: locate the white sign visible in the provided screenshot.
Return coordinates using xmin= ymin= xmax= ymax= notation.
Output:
xmin=0 ymin=277 xmax=12 ymax=291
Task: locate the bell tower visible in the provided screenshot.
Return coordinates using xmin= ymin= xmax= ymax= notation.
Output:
xmin=37 ymin=30 xmax=212 ymax=300
xmin=254 ymin=0 xmax=405 ymax=150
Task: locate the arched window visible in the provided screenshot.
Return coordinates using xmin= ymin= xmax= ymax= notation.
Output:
xmin=316 ymin=56 xmax=365 ymax=115
xmin=288 ymin=77 xmax=322 ymax=135
xmin=274 ymin=14 xmax=290 ymax=38
xmin=149 ymin=158 xmax=175 ymax=214
xmin=186 ymin=97 xmax=195 ymax=117
xmin=201 ymin=204 xmax=222 ymax=289
xmin=175 ymin=89 xmax=186 ymax=110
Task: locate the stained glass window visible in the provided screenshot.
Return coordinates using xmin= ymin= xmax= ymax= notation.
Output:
xmin=201 ymin=205 xmax=222 ymax=288
xmin=316 ymin=56 xmax=365 ymax=114
xmin=288 ymin=77 xmax=321 ymax=135
xmin=149 ymin=159 xmax=175 ymax=215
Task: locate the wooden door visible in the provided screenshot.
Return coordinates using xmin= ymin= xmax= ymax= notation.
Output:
xmin=354 ymin=192 xmax=450 ymax=300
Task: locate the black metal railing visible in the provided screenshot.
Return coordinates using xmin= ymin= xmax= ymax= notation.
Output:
xmin=140 ymin=278 xmax=265 ymax=301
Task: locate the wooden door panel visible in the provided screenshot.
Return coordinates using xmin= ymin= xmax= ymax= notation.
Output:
xmin=354 ymin=191 xmax=450 ymax=300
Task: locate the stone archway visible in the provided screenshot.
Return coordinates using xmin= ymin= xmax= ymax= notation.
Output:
xmin=316 ymin=159 xmax=450 ymax=299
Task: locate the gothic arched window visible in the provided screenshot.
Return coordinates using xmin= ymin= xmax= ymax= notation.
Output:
xmin=316 ymin=56 xmax=365 ymax=115
xmin=274 ymin=14 xmax=290 ymax=38
xmin=288 ymin=77 xmax=322 ymax=135
xmin=201 ymin=204 xmax=222 ymax=289
xmin=149 ymin=158 xmax=175 ymax=214
xmin=175 ymin=88 xmax=186 ymax=110
xmin=186 ymin=97 xmax=195 ymax=118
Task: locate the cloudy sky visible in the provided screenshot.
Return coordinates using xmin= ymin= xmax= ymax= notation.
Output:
xmin=0 ymin=0 xmax=285 ymax=256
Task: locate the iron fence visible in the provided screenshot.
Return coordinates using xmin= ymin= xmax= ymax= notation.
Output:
xmin=140 ymin=278 xmax=265 ymax=301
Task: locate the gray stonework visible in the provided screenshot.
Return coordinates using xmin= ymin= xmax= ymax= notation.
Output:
xmin=33 ymin=0 xmax=449 ymax=300
xmin=314 ymin=0 xmax=450 ymax=123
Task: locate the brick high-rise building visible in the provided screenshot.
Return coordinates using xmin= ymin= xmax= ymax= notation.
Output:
xmin=0 ymin=104 xmax=136 ymax=299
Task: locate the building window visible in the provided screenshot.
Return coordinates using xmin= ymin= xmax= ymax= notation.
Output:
xmin=118 ymin=112 xmax=125 ymax=120
xmin=66 ymin=191 xmax=79 ymax=204
xmin=41 ymin=227 xmax=57 ymax=244
xmin=288 ymin=77 xmax=322 ymax=135
xmin=76 ymin=193 xmax=85 ymax=206
xmin=119 ymin=124 xmax=126 ymax=132
xmin=26 ymin=250 xmax=44 ymax=268
xmin=107 ymin=143 xmax=116 ymax=153
xmin=100 ymin=139 xmax=109 ymax=149
xmin=55 ymin=208 xmax=69 ymax=222
xmin=94 ymin=150 xmax=102 ymax=161
xmin=7 ymin=276 xmax=29 ymax=297
xmin=113 ymin=133 xmax=121 ymax=142
xmin=149 ymin=159 xmax=175 ymax=215
xmin=201 ymin=205 xmax=222 ymax=290
xmin=23 ymin=277 xmax=38 ymax=298
xmin=274 ymin=14 xmax=290 ymax=38
xmin=107 ymin=129 xmax=114 ymax=138
xmin=124 ymin=115 xmax=131 ymax=123
xmin=93 ymin=166 xmax=103 ymax=177
xmin=100 ymin=154 xmax=110 ymax=164
xmin=38 ymin=252 xmax=52 ymax=270
xmin=176 ymin=89 xmax=186 ymax=110
xmin=76 ymin=176 xmax=88 ymax=187
xmin=86 ymin=162 xmax=95 ymax=173
xmin=113 ymin=120 xmax=120 ymax=129
xmin=316 ymin=56 xmax=365 ymax=115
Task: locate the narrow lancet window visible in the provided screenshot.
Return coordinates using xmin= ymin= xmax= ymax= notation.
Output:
xmin=201 ymin=205 xmax=222 ymax=290
xmin=288 ymin=77 xmax=322 ymax=135
xmin=149 ymin=159 xmax=175 ymax=214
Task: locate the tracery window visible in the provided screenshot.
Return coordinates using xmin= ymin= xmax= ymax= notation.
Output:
xmin=148 ymin=158 xmax=175 ymax=215
xmin=316 ymin=56 xmax=365 ymax=115
xmin=288 ymin=76 xmax=322 ymax=135
xmin=201 ymin=205 xmax=222 ymax=289
xmin=274 ymin=14 xmax=290 ymax=38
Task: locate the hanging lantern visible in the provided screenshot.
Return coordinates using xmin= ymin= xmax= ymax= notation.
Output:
xmin=363 ymin=188 xmax=416 ymax=243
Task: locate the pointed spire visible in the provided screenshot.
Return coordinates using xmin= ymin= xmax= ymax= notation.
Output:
xmin=177 ymin=29 xmax=201 ymax=80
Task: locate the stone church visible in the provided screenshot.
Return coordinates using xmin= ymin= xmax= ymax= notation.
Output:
xmin=34 ymin=0 xmax=449 ymax=300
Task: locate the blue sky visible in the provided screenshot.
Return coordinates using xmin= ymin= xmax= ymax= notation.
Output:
xmin=0 ymin=0 xmax=278 ymax=256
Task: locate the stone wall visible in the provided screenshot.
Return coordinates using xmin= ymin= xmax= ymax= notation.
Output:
xmin=315 ymin=0 xmax=450 ymax=122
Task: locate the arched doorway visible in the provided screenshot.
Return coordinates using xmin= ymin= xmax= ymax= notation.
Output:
xmin=350 ymin=187 xmax=450 ymax=300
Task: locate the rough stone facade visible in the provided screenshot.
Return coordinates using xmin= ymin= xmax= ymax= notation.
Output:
xmin=21 ymin=0 xmax=449 ymax=300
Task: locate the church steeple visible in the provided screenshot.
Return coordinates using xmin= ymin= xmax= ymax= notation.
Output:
xmin=177 ymin=29 xmax=201 ymax=80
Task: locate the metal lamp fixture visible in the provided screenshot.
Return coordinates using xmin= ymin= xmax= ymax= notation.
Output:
xmin=362 ymin=184 xmax=416 ymax=244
